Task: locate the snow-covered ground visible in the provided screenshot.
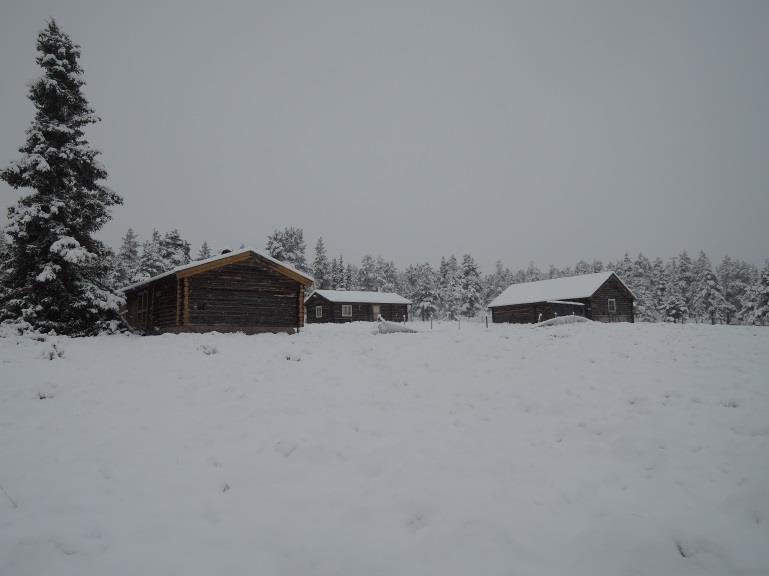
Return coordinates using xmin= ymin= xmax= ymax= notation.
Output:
xmin=1 ymin=321 xmax=767 ymax=575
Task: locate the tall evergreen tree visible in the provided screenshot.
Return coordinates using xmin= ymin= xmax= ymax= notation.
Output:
xmin=692 ymin=262 xmax=730 ymax=324
xmin=525 ymin=261 xmax=542 ymax=282
xmin=312 ymin=237 xmax=330 ymax=289
xmin=357 ymin=255 xmax=377 ymax=291
xmin=137 ymin=230 xmax=167 ymax=280
xmin=574 ymin=260 xmax=592 ymax=275
xmin=650 ymin=257 xmax=667 ymax=321
xmin=329 ymin=256 xmax=343 ymax=289
xmin=161 ymin=229 xmax=191 ymax=268
xmin=197 ymin=241 xmax=212 ymax=260
xmin=410 ymin=263 xmax=438 ymax=321
xmin=677 ymin=251 xmax=694 ymax=316
xmin=0 ymin=21 xmax=123 ymax=334
xmin=116 ymin=228 xmax=140 ymax=287
xmin=266 ymin=227 xmax=307 ymax=271
xmin=459 ymin=254 xmax=483 ymax=317
xmin=663 ymin=259 xmax=688 ymax=322
xmin=439 ymin=255 xmax=462 ymax=320
xmin=344 ymin=263 xmax=356 ymax=290
xmin=741 ymin=262 xmax=769 ymax=325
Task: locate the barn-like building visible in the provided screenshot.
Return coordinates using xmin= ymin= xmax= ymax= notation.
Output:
xmin=305 ymin=290 xmax=411 ymax=323
xmin=488 ymin=271 xmax=635 ymax=324
xmin=121 ymin=248 xmax=313 ymax=334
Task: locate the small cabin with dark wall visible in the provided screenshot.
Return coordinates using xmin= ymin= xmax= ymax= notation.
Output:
xmin=488 ymin=271 xmax=635 ymax=324
xmin=121 ymin=248 xmax=314 ymax=334
xmin=305 ymin=290 xmax=411 ymax=323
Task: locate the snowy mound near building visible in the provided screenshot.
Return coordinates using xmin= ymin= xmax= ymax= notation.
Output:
xmin=534 ymin=315 xmax=592 ymax=327
xmin=1 ymin=322 xmax=768 ymax=575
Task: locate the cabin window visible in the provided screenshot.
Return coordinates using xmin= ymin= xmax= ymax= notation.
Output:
xmin=315 ymin=306 xmax=323 ymax=319
xmin=608 ymin=298 xmax=617 ymax=314
xmin=342 ymin=305 xmax=352 ymax=317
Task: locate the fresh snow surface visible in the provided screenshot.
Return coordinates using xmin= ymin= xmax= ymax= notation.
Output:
xmin=489 ymin=271 xmax=633 ymax=308
xmin=1 ymin=322 xmax=768 ymax=576
xmin=309 ymin=289 xmax=411 ymax=304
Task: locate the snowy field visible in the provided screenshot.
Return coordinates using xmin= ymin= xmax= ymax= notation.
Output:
xmin=1 ymin=321 xmax=768 ymax=576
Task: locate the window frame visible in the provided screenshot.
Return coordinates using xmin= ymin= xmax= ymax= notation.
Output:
xmin=315 ymin=305 xmax=323 ymax=319
xmin=607 ymin=298 xmax=617 ymax=314
xmin=341 ymin=304 xmax=353 ymax=317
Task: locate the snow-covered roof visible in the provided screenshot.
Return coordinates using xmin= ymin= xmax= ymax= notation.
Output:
xmin=488 ymin=271 xmax=634 ymax=308
xmin=121 ymin=248 xmax=314 ymax=292
xmin=308 ymin=290 xmax=411 ymax=305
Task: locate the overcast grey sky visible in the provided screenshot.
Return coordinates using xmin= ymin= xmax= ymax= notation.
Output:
xmin=1 ymin=0 xmax=767 ymax=271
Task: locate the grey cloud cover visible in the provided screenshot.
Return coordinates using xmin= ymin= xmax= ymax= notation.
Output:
xmin=1 ymin=0 xmax=767 ymax=270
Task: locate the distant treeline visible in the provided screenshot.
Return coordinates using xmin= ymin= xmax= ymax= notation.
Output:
xmin=105 ymin=226 xmax=769 ymax=325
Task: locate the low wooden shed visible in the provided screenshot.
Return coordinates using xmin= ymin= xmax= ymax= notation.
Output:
xmin=488 ymin=271 xmax=635 ymax=324
xmin=305 ymin=290 xmax=411 ymax=323
xmin=121 ymin=248 xmax=314 ymax=334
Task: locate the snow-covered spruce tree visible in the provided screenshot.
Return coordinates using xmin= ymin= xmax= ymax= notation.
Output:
xmin=546 ymin=264 xmax=561 ymax=279
xmin=460 ymin=254 xmax=483 ymax=317
xmin=312 ymin=237 xmax=330 ymax=289
xmin=357 ymin=255 xmax=377 ymax=291
xmin=483 ymin=260 xmax=513 ymax=304
xmin=197 ymin=241 xmax=212 ymax=260
xmin=375 ymin=257 xmax=399 ymax=293
xmin=329 ymin=256 xmax=343 ymax=289
xmin=160 ymin=229 xmax=190 ymax=268
xmin=438 ymin=255 xmax=462 ymax=320
xmin=266 ymin=227 xmax=307 ymax=271
xmin=650 ymin=257 xmax=667 ymax=321
xmin=525 ymin=261 xmax=542 ymax=282
xmin=676 ymin=251 xmax=694 ymax=317
xmin=741 ymin=262 xmax=769 ymax=325
xmin=411 ymin=263 xmax=438 ymax=321
xmin=114 ymin=228 xmax=140 ymax=287
xmin=717 ymin=256 xmax=756 ymax=324
xmin=345 ymin=263 xmax=358 ymax=290
xmin=663 ymin=260 xmax=688 ymax=323
xmin=630 ymin=253 xmax=654 ymax=321
xmin=136 ymin=230 xmax=167 ymax=280
xmin=574 ymin=260 xmax=592 ymax=275
xmin=691 ymin=263 xmax=731 ymax=324
xmin=0 ymin=21 xmax=123 ymax=334
xmin=0 ymin=227 xmax=10 ymax=308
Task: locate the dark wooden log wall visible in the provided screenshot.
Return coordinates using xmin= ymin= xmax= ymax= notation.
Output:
xmin=588 ymin=276 xmax=634 ymax=322
xmin=305 ymin=295 xmax=409 ymax=323
xmin=490 ymin=275 xmax=635 ymax=324
xmin=185 ymin=256 xmax=301 ymax=331
xmin=124 ymin=276 xmax=178 ymax=332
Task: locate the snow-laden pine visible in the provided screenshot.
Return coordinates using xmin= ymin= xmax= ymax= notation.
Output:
xmin=0 ymin=20 xmax=122 ymax=335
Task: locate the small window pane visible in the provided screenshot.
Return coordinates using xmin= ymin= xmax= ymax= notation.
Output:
xmin=342 ymin=305 xmax=352 ymax=317
xmin=315 ymin=306 xmax=323 ymax=318
xmin=608 ymin=298 xmax=616 ymax=313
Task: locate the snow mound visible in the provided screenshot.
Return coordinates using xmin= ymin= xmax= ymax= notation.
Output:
xmin=534 ymin=315 xmax=592 ymax=327
xmin=375 ymin=317 xmax=417 ymax=334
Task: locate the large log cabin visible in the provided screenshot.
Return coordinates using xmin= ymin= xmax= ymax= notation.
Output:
xmin=488 ymin=271 xmax=635 ymax=324
xmin=305 ymin=290 xmax=411 ymax=323
xmin=121 ymin=249 xmax=314 ymax=334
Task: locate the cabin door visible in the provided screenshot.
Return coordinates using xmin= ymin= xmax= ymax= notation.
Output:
xmin=371 ymin=304 xmax=381 ymax=320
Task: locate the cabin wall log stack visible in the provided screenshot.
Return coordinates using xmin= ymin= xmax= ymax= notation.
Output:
xmin=305 ymin=294 xmax=409 ymax=324
xmin=123 ymin=252 xmax=311 ymax=334
xmin=490 ymin=273 xmax=635 ymax=324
